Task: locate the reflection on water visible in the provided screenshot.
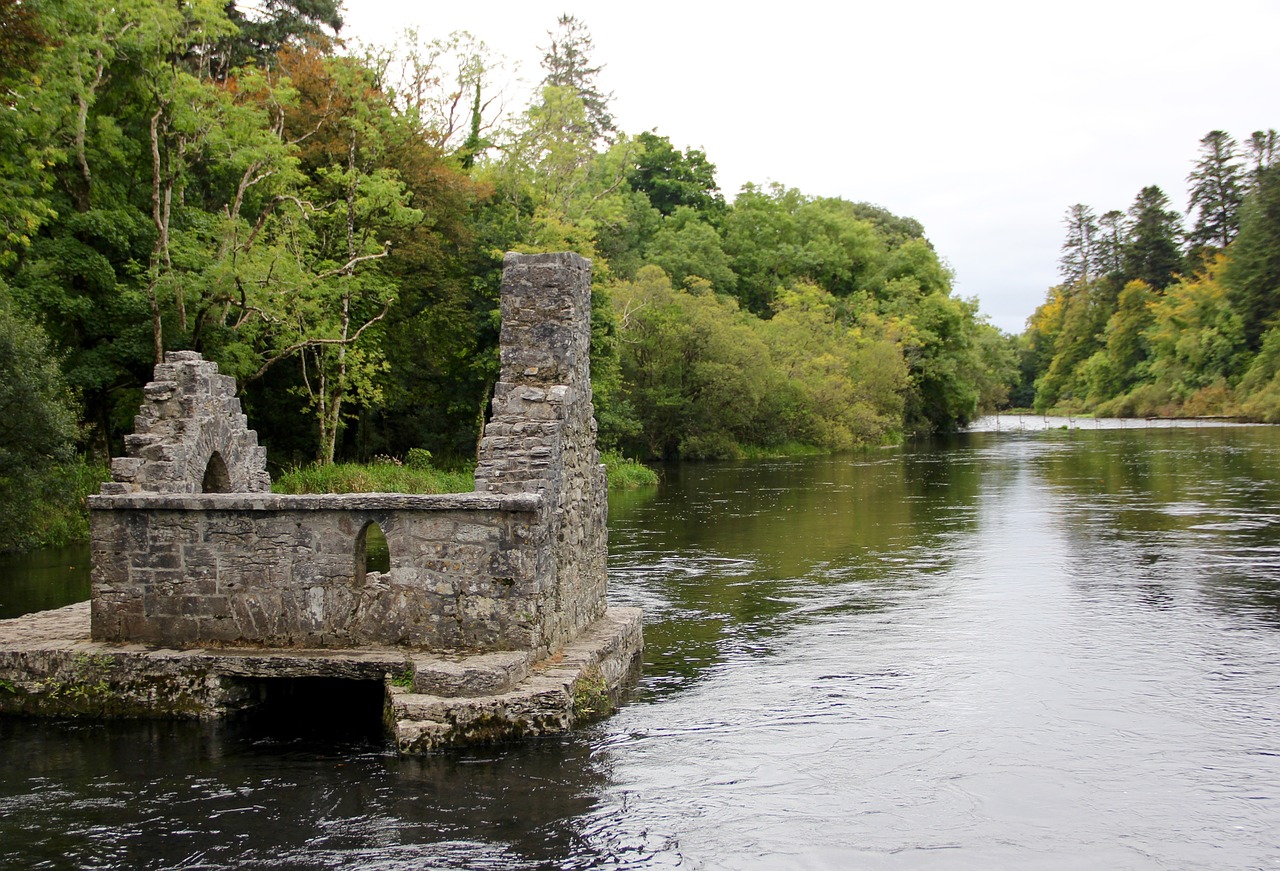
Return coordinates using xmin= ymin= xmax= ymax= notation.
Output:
xmin=3 ymin=428 xmax=1280 ymax=869
xmin=0 ymin=544 xmax=90 ymax=620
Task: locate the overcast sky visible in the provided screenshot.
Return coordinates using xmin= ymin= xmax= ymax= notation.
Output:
xmin=343 ymin=0 xmax=1280 ymax=333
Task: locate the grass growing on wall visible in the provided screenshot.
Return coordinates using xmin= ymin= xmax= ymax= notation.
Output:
xmin=273 ymin=460 xmax=474 ymax=495
xmin=274 ymin=451 xmax=659 ymax=495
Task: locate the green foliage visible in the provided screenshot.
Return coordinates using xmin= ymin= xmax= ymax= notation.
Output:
xmin=627 ymin=131 xmax=723 ymax=216
xmin=601 ymin=451 xmax=658 ymax=489
xmin=404 ymin=448 xmax=433 ymax=470
xmin=1025 ymin=131 xmax=1280 ymax=422
xmin=644 ymin=207 xmax=737 ymax=294
xmin=272 ymin=461 xmax=474 ymax=495
xmin=0 ymin=291 xmax=111 ymax=551
xmin=1225 ymin=163 xmax=1280 ymax=350
xmin=0 ymin=0 xmax=1015 ymax=533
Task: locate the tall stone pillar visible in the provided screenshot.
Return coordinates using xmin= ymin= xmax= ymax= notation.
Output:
xmin=474 ymin=252 xmax=607 ymax=652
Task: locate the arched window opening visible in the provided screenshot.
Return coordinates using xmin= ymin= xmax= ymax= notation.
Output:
xmin=201 ymin=451 xmax=232 ymax=493
xmin=356 ymin=521 xmax=391 ymax=582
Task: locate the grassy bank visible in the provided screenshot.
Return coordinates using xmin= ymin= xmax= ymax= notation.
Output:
xmin=601 ymin=451 xmax=659 ymax=488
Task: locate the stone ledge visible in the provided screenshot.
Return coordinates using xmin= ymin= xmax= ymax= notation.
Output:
xmin=88 ymin=491 xmax=543 ymax=513
xmin=390 ymin=607 xmax=643 ymax=752
xmin=0 ymin=603 xmax=643 ymax=753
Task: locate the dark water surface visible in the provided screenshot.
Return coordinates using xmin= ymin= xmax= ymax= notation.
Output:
xmin=2 ymin=428 xmax=1279 ymax=869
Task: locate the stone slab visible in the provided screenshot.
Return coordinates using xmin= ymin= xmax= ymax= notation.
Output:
xmin=0 ymin=603 xmax=643 ymax=753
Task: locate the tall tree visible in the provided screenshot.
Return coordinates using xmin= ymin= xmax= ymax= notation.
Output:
xmin=1122 ymin=185 xmax=1183 ymax=290
xmin=215 ymin=0 xmax=343 ymax=74
xmin=626 ymin=131 xmax=723 ymax=216
xmin=1187 ymin=130 xmax=1244 ymax=252
xmin=1245 ymin=129 xmax=1278 ymax=186
xmin=1059 ymin=203 xmax=1100 ymax=285
xmin=1097 ymin=209 xmax=1126 ymax=276
xmin=1225 ymin=163 xmax=1280 ymax=351
xmin=539 ymin=14 xmax=614 ymax=146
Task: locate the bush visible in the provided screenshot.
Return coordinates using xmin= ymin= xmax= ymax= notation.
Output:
xmin=0 ymin=292 xmax=89 ymax=552
xmin=601 ymin=451 xmax=658 ymax=488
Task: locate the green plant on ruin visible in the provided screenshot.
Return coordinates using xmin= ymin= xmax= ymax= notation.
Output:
xmin=38 ymin=653 xmax=115 ymax=703
xmin=571 ymin=664 xmax=611 ymax=719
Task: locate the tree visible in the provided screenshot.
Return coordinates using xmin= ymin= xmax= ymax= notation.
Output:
xmin=539 ymin=15 xmax=614 ymax=146
xmin=1059 ymin=203 xmax=1100 ymax=285
xmin=1187 ymin=130 xmax=1244 ymax=252
xmin=644 ymin=207 xmax=737 ymax=294
xmin=1225 ymin=163 xmax=1280 ymax=351
xmin=370 ymin=29 xmax=509 ymax=161
xmin=626 ymin=131 xmax=723 ymax=216
xmin=0 ymin=288 xmax=80 ymax=550
xmin=1122 ymin=185 xmax=1183 ymax=290
xmin=1096 ymin=210 xmax=1126 ymax=277
xmin=216 ymin=0 xmax=343 ymax=75
xmin=1094 ymin=279 xmax=1155 ymax=400
xmin=1245 ymin=129 xmax=1278 ymax=186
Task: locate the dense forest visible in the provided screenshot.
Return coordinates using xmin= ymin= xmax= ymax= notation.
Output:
xmin=0 ymin=0 xmax=1017 ymax=549
xmin=1020 ymin=129 xmax=1280 ymax=418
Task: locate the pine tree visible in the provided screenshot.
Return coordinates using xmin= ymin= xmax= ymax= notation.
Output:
xmin=1123 ymin=186 xmax=1183 ymax=290
xmin=1187 ymin=130 xmax=1244 ymax=252
xmin=1059 ymin=203 xmax=1100 ymax=285
xmin=539 ymin=14 xmax=615 ymax=146
xmin=1245 ymin=129 xmax=1278 ymax=187
xmin=1097 ymin=209 xmax=1127 ymax=276
xmin=1226 ymin=163 xmax=1280 ymax=350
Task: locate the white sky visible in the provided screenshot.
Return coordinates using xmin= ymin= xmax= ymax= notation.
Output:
xmin=343 ymin=0 xmax=1280 ymax=333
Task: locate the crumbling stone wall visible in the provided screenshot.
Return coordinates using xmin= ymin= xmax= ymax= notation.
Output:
xmin=90 ymin=492 xmax=544 ymax=649
xmin=90 ymin=252 xmax=609 ymax=656
xmin=474 ymin=252 xmax=607 ymax=653
xmin=102 ymin=351 xmax=270 ymax=495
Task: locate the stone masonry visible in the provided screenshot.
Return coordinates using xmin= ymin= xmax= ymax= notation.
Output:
xmin=102 ymin=351 xmax=271 ymax=495
xmin=474 ymin=252 xmax=608 ymax=653
xmin=0 ymin=252 xmax=642 ymax=752
xmin=89 ymin=252 xmax=611 ymax=657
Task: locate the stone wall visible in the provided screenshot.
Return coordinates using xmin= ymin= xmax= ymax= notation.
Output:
xmin=89 ymin=252 xmax=609 ymax=657
xmin=474 ymin=252 xmax=607 ymax=652
xmin=90 ymin=492 xmax=544 ymax=649
xmin=102 ymin=351 xmax=270 ymax=495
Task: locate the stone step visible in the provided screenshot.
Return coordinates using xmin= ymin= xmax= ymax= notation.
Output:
xmin=409 ymin=649 xmax=534 ymax=697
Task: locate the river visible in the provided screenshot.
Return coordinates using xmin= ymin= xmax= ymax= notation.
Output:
xmin=2 ymin=426 xmax=1278 ymax=869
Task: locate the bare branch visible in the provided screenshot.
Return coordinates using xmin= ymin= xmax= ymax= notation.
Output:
xmin=244 ymin=298 xmax=393 ymax=382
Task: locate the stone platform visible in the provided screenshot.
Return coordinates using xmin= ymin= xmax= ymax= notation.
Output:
xmin=0 ymin=601 xmax=643 ymax=752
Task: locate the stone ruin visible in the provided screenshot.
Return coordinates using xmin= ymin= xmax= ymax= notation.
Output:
xmin=0 ymin=252 xmax=642 ymax=752
xmin=101 ymin=351 xmax=271 ymax=496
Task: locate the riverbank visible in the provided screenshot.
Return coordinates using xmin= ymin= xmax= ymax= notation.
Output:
xmin=965 ymin=413 xmax=1268 ymax=432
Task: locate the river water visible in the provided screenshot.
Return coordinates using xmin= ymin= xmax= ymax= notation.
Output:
xmin=2 ymin=427 xmax=1279 ymax=869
